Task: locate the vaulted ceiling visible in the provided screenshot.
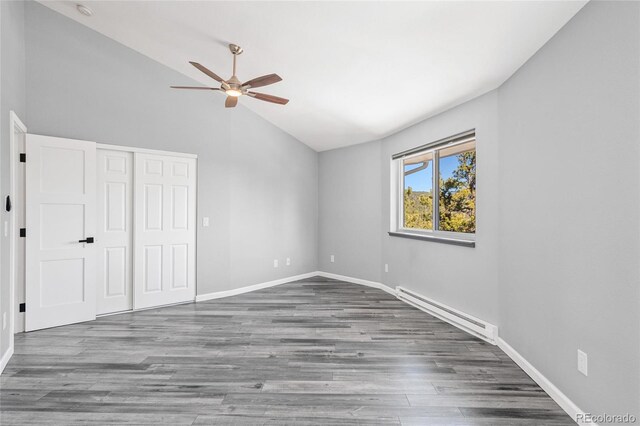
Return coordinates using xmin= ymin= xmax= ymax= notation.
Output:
xmin=41 ymin=1 xmax=586 ymax=151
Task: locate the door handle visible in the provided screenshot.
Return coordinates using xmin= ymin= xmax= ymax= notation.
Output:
xmin=78 ymin=237 xmax=94 ymax=244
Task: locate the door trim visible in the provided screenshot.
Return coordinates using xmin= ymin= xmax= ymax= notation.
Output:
xmin=7 ymin=111 xmax=27 ymax=365
xmin=96 ymin=143 xmax=197 ymax=159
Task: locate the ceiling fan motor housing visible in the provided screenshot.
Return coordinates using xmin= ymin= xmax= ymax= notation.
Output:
xmin=229 ymin=44 xmax=243 ymax=55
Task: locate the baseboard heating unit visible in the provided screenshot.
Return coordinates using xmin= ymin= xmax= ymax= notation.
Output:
xmin=395 ymin=286 xmax=498 ymax=344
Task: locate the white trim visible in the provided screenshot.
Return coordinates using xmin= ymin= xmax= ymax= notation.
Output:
xmin=0 ymin=346 xmax=15 ymax=375
xmin=395 ymin=286 xmax=497 ymax=344
xmin=315 ymin=271 xmax=397 ymax=296
xmin=497 ymin=338 xmax=594 ymax=425
xmin=195 ymin=272 xmax=319 ymax=302
xmin=96 ymin=143 xmax=197 ymax=159
xmin=395 ymin=227 xmax=476 ymax=243
xmin=6 ymin=111 xmax=27 ymax=373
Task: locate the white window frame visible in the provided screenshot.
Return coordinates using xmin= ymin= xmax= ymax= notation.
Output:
xmin=390 ymin=131 xmax=476 ymax=246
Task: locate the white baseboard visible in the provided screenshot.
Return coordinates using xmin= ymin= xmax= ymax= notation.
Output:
xmin=497 ymin=337 xmax=593 ymax=425
xmin=0 ymin=345 xmax=14 ymax=375
xmin=195 ymin=271 xmax=395 ymax=303
xmin=315 ymin=271 xmax=397 ymax=296
xmin=195 ymin=272 xmax=319 ymax=302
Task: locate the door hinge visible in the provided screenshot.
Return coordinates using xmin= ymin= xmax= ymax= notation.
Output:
xmin=19 ymin=153 xmax=26 ymax=163
xmin=19 ymin=303 xmax=26 ymax=313
xmin=19 ymin=228 xmax=26 ymax=237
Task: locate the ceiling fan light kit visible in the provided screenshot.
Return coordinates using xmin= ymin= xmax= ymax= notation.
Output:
xmin=171 ymin=43 xmax=289 ymax=108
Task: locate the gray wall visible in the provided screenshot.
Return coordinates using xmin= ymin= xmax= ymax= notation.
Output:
xmin=22 ymin=1 xmax=318 ymax=298
xmin=319 ymin=91 xmax=500 ymax=324
xmin=318 ymin=140 xmax=383 ymax=284
xmin=0 ymin=0 xmax=27 ymax=363
xmin=498 ymin=0 xmax=640 ymax=417
xmin=319 ymin=0 xmax=639 ymax=418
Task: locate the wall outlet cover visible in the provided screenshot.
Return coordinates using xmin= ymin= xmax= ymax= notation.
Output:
xmin=273 ymin=259 xmax=279 ymax=268
xmin=330 ymin=255 xmax=335 ymax=263
xmin=577 ymin=349 xmax=588 ymax=376
xmin=286 ymin=257 xmax=291 ymax=266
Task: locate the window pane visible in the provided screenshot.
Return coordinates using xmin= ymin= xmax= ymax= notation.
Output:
xmin=403 ymin=152 xmax=433 ymax=230
xmin=438 ymin=143 xmax=476 ymax=233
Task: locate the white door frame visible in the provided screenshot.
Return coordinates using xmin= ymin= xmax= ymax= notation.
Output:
xmin=8 ymin=111 xmax=27 ymax=353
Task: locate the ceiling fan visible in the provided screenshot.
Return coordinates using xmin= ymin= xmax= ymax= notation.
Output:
xmin=171 ymin=44 xmax=289 ymax=108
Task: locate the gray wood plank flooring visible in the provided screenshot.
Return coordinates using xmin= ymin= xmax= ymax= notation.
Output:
xmin=0 ymin=277 xmax=572 ymax=425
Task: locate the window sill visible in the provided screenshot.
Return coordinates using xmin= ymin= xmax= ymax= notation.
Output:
xmin=388 ymin=231 xmax=475 ymax=248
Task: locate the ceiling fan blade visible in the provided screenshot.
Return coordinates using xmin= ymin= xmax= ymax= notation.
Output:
xmin=189 ymin=61 xmax=226 ymax=84
xmin=170 ymin=86 xmax=221 ymax=90
xmin=248 ymin=91 xmax=289 ymax=105
xmin=225 ymin=96 xmax=238 ymax=108
xmin=242 ymin=73 xmax=282 ymax=89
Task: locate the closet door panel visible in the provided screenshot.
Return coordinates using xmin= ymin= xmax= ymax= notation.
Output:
xmin=134 ymin=153 xmax=196 ymax=309
xmin=96 ymin=150 xmax=133 ymax=315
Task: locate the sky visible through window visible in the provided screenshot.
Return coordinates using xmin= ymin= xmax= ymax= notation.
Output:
xmin=404 ymin=155 xmax=459 ymax=192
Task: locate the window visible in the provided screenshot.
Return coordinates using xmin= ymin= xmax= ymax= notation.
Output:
xmin=392 ymin=131 xmax=476 ymax=245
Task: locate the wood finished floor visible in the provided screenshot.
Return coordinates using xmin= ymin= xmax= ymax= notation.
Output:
xmin=0 ymin=277 xmax=572 ymax=425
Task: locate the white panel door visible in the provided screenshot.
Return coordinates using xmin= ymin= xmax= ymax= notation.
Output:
xmin=96 ymin=150 xmax=133 ymax=315
xmin=25 ymin=134 xmax=97 ymax=331
xmin=134 ymin=153 xmax=196 ymax=309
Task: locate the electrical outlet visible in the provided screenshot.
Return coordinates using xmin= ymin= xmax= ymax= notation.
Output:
xmin=577 ymin=349 xmax=588 ymax=376
xmin=202 ymin=217 xmax=210 ymax=227
xmin=330 ymin=255 xmax=335 ymax=263
xmin=273 ymin=259 xmax=279 ymax=268
xmin=2 ymin=312 xmax=6 ymax=330
xmin=384 ymin=264 xmax=389 ymax=273
xmin=286 ymin=257 xmax=291 ymax=266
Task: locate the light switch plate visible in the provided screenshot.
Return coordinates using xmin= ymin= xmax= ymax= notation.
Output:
xmin=202 ymin=217 xmax=210 ymax=227
xmin=273 ymin=259 xmax=279 ymax=268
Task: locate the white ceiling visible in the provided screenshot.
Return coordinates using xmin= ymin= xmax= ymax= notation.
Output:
xmin=40 ymin=1 xmax=586 ymax=151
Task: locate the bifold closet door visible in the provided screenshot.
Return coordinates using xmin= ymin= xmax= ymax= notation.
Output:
xmin=25 ymin=134 xmax=97 ymax=331
xmin=96 ymin=150 xmax=133 ymax=315
xmin=134 ymin=153 xmax=197 ymax=309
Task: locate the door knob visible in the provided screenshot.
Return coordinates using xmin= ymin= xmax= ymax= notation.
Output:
xmin=78 ymin=237 xmax=94 ymax=244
